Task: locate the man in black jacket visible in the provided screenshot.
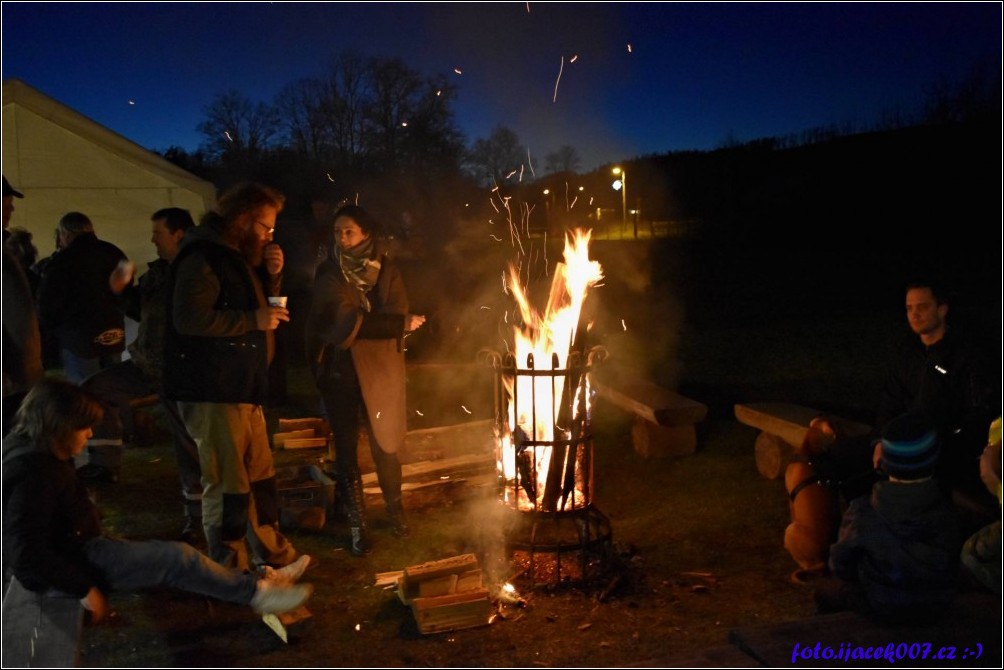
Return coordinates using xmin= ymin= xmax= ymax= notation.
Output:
xmin=36 ymin=212 xmax=127 ymax=383
xmin=164 ymin=182 xmax=302 ymax=574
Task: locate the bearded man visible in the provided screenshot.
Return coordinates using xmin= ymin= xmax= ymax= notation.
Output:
xmin=164 ymin=183 xmax=306 ymax=574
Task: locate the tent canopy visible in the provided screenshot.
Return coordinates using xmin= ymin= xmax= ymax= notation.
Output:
xmin=2 ymin=79 xmax=216 ymax=265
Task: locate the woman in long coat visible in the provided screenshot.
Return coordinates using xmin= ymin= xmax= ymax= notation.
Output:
xmin=306 ymin=205 xmax=424 ymax=555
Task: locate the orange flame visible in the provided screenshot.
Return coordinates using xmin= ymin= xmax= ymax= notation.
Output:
xmin=498 ymin=229 xmax=603 ymax=509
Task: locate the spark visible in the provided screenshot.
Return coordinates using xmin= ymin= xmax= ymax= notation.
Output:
xmin=415 ymin=410 xmax=424 ymax=416
xmin=454 ymin=67 xmax=463 ymax=75
xmin=326 ymin=172 xmax=334 ymax=182
xmin=490 ymin=234 xmax=502 ymax=242
xmin=505 ymin=169 xmax=517 ymax=180
xmin=621 ymin=319 xmax=627 ymax=331
xmin=128 ymin=100 xmax=135 ymax=105
xmin=461 ymin=405 xmax=472 ymax=415
xmin=525 ymin=1 xmax=530 ymax=11
xmin=480 ymin=305 xmax=491 ymax=310
xmin=570 ymin=196 xmax=578 ymax=209
xmin=503 ymin=583 xmax=516 ymax=593
xmin=401 ymin=121 xmax=408 ymax=127
xmin=440 ymin=475 xmax=450 ymax=480
xmin=589 ymin=197 xmax=594 ymax=205
xmin=627 ymin=43 xmax=633 ymax=53
xmin=224 ymin=131 xmax=233 ymax=142
xmin=490 ymin=198 xmax=499 ymax=213
xmin=527 ymin=148 xmax=535 ymax=177
xmin=355 ymin=623 xmax=361 ymax=631
xmin=436 ymin=90 xmax=442 ymax=96
xmin=570 ymin=54 xmax=579 ymax=63
xmin=376 ymin=411 xmax=381 ymax=419
xmin=552 ymin=55 xmax=564 ymax=103
xmin=504 ymin=311 xmax=508 ymax=323
xmin=519 ymin=164 xmax=525 ymax=182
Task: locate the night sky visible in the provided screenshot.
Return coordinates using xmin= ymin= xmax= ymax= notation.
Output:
xmin=2 ymin=2 xmax=1000 ymax=171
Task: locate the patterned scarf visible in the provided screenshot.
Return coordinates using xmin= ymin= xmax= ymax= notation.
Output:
xmin=336 ymin=236 xmax=381 ymax=312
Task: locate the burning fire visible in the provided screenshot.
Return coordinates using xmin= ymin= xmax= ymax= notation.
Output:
xmin=498 ymin=229 xmax=603 ymax=511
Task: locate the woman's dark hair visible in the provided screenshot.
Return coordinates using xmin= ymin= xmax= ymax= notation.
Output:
xmin=13 ymin=378 xmax=104 ymax=456
xmin=332 ymin=205 xmax=383 ymax=238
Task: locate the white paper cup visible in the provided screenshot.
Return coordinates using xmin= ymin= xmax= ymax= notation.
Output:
xmin=267 ymin=296 xmax=288 ymax=308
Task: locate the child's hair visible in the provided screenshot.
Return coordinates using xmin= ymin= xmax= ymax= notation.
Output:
xmin=13 ymin=378 xmax=104 ymax=455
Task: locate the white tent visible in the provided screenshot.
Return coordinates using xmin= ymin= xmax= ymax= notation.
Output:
xmin=2 ymin=79 xmax=216 ymax=265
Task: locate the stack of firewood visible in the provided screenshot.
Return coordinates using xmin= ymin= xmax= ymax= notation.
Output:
xmin=272 ymin=417 xmax=329 ymax=450
xmin=376 ymin=554 xmax=493 ymax=634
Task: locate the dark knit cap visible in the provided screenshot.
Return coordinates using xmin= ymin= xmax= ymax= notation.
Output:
xmin=880 ymin=412 xmax=940 ymax=480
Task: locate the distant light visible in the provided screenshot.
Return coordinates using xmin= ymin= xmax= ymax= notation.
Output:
xmin=612 ymin=180 xmax=623 ymax=191
xmin=542 ymin=188 xmax=550 ymax=195
xmin=401 ymin=121 xmax=408 ymax=127
xmin=578 ymin=186 xmax=584 ymax=191
xmin=128 ymin=100 xmax=135 ymax=106
xmin=436 ymin=90 xmax=442 ymax=96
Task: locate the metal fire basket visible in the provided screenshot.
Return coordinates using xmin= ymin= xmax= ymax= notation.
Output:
xmin=485 ymin=346 xmax=612 ymax=586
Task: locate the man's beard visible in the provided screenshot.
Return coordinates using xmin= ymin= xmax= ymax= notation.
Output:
xmin=240 ymin=232 xmax=265 ymax=267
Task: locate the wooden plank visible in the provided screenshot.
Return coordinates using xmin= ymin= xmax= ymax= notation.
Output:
xmin=594 ymin=377 xmax=707 ymax=427
xmin=361 ymin=453 xmax=494 ymax=488
xmin=283 ymin=437 xmax=328 ymax=450
xmin=734 ymin=403 xmax=825 ymax=447
xmin=400 ymin=554 xmax=480 ymax=604
xmin=272 ymin=429 xmax=315 ymax=448
xmin=411 ymin=589 xmax=492 ymax=635
xmin=278 ymin=417 xmax=328 ymax=433
xmin=734 ymin=402 xmax=871 ymax=448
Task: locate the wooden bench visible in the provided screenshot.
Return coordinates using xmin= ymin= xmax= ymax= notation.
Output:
xmin=594 ymin=369 xmax=708 ymax=458
xmin=1 ymin=576 xmax=84 ymax=668
xmin=734 ymin=402 xmax=871 ymax=479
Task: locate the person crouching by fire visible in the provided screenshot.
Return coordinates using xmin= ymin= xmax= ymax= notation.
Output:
xmin=306 ymin=204 xmax=425 ymax=556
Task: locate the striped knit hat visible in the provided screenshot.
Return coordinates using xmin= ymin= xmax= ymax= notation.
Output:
xmin=880 ymin=412 xmax=940 ymax=480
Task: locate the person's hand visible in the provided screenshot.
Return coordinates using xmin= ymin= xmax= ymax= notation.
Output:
xmin=264 ymin=243 xmax=284 ymax=276
xmin=405 ymin=314 xmax=426 ymax=333
xmin=109 ymin=260 xmax=136 ymax=294
xmin=255 ymin=305 xmax=290 ymax=331
xmin=80 ymin=586 xmax=108 ymax=624
xmin=872 ymin=440 xmax=883 ymax=470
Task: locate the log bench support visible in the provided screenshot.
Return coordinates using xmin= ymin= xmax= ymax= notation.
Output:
xmin=595 ymin=375 xmax=708 ymax=458
xmin=733 ymin=402 xmax=871 ymax=479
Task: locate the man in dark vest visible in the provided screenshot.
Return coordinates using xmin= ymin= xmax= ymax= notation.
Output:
xmin=164 ymin=182 xmax=306 ymax=574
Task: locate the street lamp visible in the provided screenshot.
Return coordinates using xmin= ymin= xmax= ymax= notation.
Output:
xmin=612 ymin=166 xmax=633 ymax=238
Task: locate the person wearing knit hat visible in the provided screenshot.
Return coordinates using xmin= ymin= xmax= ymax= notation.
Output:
xmin=879 ymin=411 xmax=941 ymax=481
xmin=817 ymin=411 xmax=961 ymax=622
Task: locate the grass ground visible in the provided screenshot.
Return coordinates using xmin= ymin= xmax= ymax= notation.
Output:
xmin=76 ymin=238 xmax=999 ymax=667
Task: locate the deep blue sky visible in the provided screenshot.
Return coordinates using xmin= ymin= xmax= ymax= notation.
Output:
xmin=2 ymin=2 xmax=1000 ymax=171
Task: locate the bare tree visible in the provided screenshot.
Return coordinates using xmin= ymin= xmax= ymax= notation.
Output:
xmin=465 ymin=125 xmax=526 ymax=186
xmin=544 ymin=145 xmax=581 ymax=175
xmin=275 ymin=78 xmax=331 ymax=159
xmin=197 ymin=89 xmax=280 ymax=160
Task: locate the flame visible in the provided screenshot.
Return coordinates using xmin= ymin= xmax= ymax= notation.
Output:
xmin=498 ymin=229 xmax=603 ymax=510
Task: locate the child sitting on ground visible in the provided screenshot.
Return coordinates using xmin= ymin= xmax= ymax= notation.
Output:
xmin=815 ymin=411 xmax=961 ymax=623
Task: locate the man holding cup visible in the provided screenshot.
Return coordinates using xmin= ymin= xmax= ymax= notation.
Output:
xmin=164 ymin=183 xmax=306 ymax=575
